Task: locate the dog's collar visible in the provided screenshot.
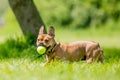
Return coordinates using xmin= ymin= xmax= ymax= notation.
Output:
xmin=46 ymin=42 xmax=57 ymax=55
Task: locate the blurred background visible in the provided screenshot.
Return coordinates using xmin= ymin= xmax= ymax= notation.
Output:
xmin=0 ymin=0 xmax=120 ymax=48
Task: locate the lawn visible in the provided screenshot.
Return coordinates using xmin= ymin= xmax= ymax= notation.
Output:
xmin=0 ymin=27 xmax=120 ymax=80
xmin=0 ymin=4 xmax=120 ymax=80
xmin=0 ymin=55 xmax=120 ymax=80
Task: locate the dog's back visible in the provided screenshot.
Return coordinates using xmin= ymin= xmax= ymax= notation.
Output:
xmin=54 ymin=41 xmax=104 ymax=63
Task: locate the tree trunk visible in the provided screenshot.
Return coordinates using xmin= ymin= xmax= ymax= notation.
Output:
xmin=8 ymin=0 xmax=46 ymax=44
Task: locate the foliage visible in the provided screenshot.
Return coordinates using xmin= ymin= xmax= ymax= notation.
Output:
xmin=1 ymin=0 xmax=120 ymax=31
xmin=0 ymin=37 xmax=38 ymax=59
xmin=34 ymin=0 xmax=120 ymax=28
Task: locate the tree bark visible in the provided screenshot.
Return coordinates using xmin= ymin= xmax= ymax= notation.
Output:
xmin=8 ymin=0 xmax=46 ymax=44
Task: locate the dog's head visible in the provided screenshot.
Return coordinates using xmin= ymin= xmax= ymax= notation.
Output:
xmin=36 ymin=26 xmax=55 ymax=49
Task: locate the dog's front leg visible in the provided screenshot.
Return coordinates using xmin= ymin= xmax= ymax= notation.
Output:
xmin=41 ymin=55 xmax=52 ymax=66
xmin=45 ymin=55 xmax=52 ymax=65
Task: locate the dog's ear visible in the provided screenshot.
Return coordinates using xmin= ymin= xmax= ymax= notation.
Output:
xmin=48 ymin=26 xmax=55 ymax=37
xmin=39 ymin=26 xmax=44 ymax=35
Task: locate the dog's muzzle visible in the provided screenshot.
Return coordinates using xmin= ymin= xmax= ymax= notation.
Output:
xmin=37 ymin=43 xmax=50 ymax=51
xmin=37 ymin=42 xmax=57 ymax=55
xmin=38 ymin=43 xmax=44 ymax=46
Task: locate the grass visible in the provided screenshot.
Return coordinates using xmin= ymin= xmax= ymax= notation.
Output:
xmin=55 ymin=26 xmax=120 ymax=48
xmin=0 ymin=21 xmax=120 ymax=80
xmin=0 ymin=7 xmax=23 ymax=42
xmin=0 ymin=59 xmax=120 ymax=80
xmin=0 ymin=38 xmax=120 ymax=80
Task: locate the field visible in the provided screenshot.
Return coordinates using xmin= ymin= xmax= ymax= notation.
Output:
xmin=0 ymin=1 xmax=120 ymax=80
xmin=0 ymin=26 xmax=120 ymax=80
xmin=0 ymin=58 xmax=120 ymax=80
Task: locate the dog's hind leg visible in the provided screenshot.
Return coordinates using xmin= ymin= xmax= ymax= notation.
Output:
xmin=86 ymin=48 xmax=103 ymax=63
xmin=92 ymin=48 xmax=104 ymax=63
xmin=86 ymin=48 xmax=93 ymax=63
xmin=86 ymin=50 xmax=94 ymax=63
xmin=86 ymin=57 xmax=93 ymax=63
xmin=98 ymin=49 xmax=104 ymax=63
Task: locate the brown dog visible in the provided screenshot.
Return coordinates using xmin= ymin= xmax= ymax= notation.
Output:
xmin=36 ymin=26 xmax=104 ymax=65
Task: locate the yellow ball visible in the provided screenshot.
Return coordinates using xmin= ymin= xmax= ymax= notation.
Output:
xmin=37 ymin=46 xmax=46 ymax=54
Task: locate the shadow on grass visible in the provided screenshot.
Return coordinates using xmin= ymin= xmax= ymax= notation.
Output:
xmin=104 ymin=48 xmax=120 ymax=63
xmin=0 ymin=37 xmax=120 ymax=63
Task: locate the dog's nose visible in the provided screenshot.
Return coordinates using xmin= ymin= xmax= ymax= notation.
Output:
xmin=38 ymin=43 xmax=44 ymax=46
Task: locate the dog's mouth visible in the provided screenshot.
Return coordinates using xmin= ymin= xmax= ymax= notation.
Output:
xmin=37 ymin=44 xmax=51 ymax=51
xmin=37 ymin=42 xmax=57 ymax=54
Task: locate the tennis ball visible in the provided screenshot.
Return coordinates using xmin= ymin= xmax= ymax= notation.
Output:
xmin=37 ymin=46 xmax=46 ymax=54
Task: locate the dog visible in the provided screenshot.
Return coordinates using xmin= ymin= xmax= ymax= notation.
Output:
xmin=36 ymin=26 xmax=104 ymax=65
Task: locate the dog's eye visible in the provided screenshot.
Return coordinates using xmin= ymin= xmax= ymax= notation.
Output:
xmin=45 ymin=39 xmax=49 ymax=43
xmin=37 ymin=39 xmax=40 ymax=41
xmin=38 ymin=38 xmax=43 ymax=41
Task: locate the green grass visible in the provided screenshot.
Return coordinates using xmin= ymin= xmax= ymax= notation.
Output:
xmin=0 ymin=38 xmax=120 ymax=80
xmin=0 ymin=7 xmax=23 ymax=42
xmin=55 ymin=27 xmax=120 ymax=48
xmin=0 ymin=15 xmax=120 ymax=80
xmin=0 ymin=59 xmax=120 ymax=80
